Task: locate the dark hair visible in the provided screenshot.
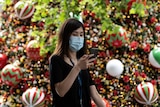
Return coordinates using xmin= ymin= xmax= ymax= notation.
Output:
xmin=53 ymin=18 xmax=86 ymax=59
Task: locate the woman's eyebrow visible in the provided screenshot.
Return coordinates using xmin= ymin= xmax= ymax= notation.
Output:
xmin=72 ymin=30 xmax=83 ymax=34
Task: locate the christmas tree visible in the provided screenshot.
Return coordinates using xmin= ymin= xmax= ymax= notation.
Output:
xmin=0 ymin=0 xmax=159 ymax=107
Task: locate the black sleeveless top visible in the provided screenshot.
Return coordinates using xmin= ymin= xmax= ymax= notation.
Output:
xmin=49 ymin=55 xmax=94 ymax=107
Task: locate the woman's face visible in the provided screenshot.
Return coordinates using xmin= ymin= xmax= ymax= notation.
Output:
xmin=71 ymin=27 xmax=84 ymax=37
xmin=69 ymin=27 xmax=84 ymax=52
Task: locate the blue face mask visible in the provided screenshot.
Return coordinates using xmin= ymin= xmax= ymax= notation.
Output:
xmin=69 ymin=36 xmax=84 ymax=52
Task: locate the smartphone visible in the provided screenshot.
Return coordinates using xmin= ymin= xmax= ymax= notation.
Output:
xmin=89 ymin=48 xmax=99 ymax=58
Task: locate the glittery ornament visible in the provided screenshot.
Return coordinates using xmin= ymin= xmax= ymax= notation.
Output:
xmin=148 ymin=47 xmax=160 ymax=68
xmin=14 ymin=1 xmax=35 ymax=20
xmin=134 ymin=82 xmax=159 ymax=105
xmin=26 ymin=40 xmax=42 ymax=61
xmin=106 ymin=26 xmax=128 ymax=48
xmin=1 ymin=64 xmax=23 ymax=86
xmin=22 ymin=87 xmax=45 ymax=107
xmin=0 ymin=53 xmax=7 ymax=69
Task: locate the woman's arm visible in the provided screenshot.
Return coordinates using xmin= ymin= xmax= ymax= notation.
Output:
xmin=55 ymin=54 xmax=94 ymax=97
xmin=90 ymin=85 xmax=106 ymax=107
xmin=54 ymin=64 xmax=80 ymax=97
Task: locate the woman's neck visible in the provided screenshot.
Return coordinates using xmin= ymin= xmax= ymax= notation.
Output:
xmin=67 ymin=51 xmax=77 ymax=65
xmin=69 ymin=50 xmax=77 ymax=59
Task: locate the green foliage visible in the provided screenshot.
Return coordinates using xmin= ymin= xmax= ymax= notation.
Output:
xmin=31 ymin=0 xmax=82 ymax=55
xmin=1 ymin=0 xmax=153 ymax=56
xmin=32 ymin=0 xmax=51 ymax=4
xmin=32 ymin=1 xmax=60 ymax=27
xmin=129 ymin=3 xmax=147 ymax=17
xmin=0 ymin=0 xmax=12 ymax=10
xmin=107 ymin=25 xmax=121 ymax=34
xmin=40 ymin=35 xmax=57 ymax=56
xmin=30 ymin=29 xmax=57 ymax=56
xmin=1 ymin=0 xmax=11 ymax=5
xmin=39 ymin=35 xmax=57 ymax=56
xmin=79 ymin=0 xmax=113 ymax=31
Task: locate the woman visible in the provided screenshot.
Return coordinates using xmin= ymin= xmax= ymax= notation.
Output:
xmin=49 ymin=18 xmax=105 ymax=107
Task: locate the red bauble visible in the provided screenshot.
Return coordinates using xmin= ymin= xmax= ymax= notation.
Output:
xmin=155 ymin=23 xmax=160 ymax=31
xmin=0 ymin=54 xmax=7 ymax=69
xmin=130 ymin=41 xmax=139 ymax=50
xmin=26 ymin=40 xmax=42 ymax=61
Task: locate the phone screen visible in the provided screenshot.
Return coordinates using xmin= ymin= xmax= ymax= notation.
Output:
xmin=90 ymin=48 xmax=99 ymax=58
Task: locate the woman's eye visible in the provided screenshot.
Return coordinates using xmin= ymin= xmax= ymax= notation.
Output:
xmin=72 ymin=33 xmax=83 ymax=37
xmin=80 ymin=34 xmax=83 ymax=37
xmin=72 ymin=34 xmax=77 ymax=36
xmin=80 ymin=33 xmax=84 ymax=37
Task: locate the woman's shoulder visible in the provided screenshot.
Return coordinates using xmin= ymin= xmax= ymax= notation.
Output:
xmin=49 ymin=54 xmax=62 ymax=62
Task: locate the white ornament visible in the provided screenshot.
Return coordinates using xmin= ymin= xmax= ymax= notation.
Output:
xmin=106 ymin=59 xmax=124 ymax=77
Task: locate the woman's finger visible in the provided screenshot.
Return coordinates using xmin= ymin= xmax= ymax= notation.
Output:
xmin=88 ymin=54 xmax=94 ymax=58
xmin=88 ymin=57 xmax=95 ymax=63
xmin=81 ymin=54 xmax=89 ymax=59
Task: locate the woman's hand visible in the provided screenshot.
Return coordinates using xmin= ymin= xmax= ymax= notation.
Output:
xmin=76 ymin=54 xmax=95 ymax=70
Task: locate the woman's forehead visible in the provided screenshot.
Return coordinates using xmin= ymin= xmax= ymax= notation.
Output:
xmin=73 ymin=27 xmax=83 ymax=33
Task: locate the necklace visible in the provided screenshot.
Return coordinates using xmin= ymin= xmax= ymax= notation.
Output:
xmin=69 ymin=58 xmax=83 ymax=107
xmin=69 ymin=58 xmax=75 ymax=66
